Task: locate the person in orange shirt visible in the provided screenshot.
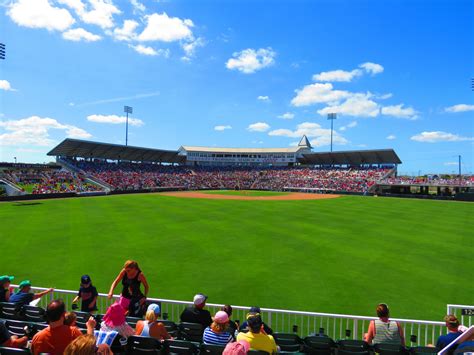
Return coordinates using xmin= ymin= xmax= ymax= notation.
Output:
xmin=135 ymin=304 xmax=172 ymax=341
xmin=31 ymin=299 xmax=95 ymax=355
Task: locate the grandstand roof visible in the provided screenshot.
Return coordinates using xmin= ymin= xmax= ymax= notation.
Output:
xmin=48 ymin=139 xmax=185 ymax=163
xmin=298 ymin=149 xmax=402 ymax=165
xmin=180 ymin=146 xmax=305 ymax=153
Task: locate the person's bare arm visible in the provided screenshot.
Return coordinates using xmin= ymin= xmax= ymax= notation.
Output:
xmin=86 ymin=316 xmax=96 ymax=335
xmin=33 ymin=288 xmax=53 ymax=300
xmin=365 ymin=320 xmax=375 ymax=344
xmin=72 ymin=295 xmax=80 ymax=303
xmin=139 ymin=273 xmax=149 ymax=298
xmin=108 ymin=269 xmax=125 ymax=299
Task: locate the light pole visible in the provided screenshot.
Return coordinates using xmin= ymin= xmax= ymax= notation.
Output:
xmin=0 ymin=43 xmax=5 ymax=60
xmin=327 ymin=113 xmax=337 ymax=152
xmin=124 ymin=105 xmax=133 ymax=146
xmin=458 ymin=155 xmax=462 ymax=183
xmin=14 ymin=157 xmax=17 ymax=164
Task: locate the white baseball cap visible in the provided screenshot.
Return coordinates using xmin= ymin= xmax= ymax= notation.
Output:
xmin=193 ymin=293 xmax=208 ymax=305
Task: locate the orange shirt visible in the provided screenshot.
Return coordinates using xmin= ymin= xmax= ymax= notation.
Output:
xmin=135 ymin=320 xmax=171 ymax=340
xmin=31 ymin=325 xmax=83 ymax=355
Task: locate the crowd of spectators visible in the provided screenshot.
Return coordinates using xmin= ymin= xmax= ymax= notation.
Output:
xmin=65 ymin=159 xmax=391 ymax=193
xmin=378 ymin=175 xmax=474 ymax=186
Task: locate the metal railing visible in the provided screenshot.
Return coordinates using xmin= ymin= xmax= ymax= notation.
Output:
xmin=8 ymin=285 xmax=453 ymax=346
xmin=447 ymin=304 xmax=474 ymax=327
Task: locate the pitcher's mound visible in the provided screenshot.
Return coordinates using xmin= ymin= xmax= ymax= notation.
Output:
xmin=159 ymin=190 xmax=340 ymax=201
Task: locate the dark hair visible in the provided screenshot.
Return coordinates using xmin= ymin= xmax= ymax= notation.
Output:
xmin=247 ymin=313 xmax=262 ymax=333
xmin=46 ymin=299 xmax=66 ymax=322
xmin=444 ymin=315 xmax=459 ymax=328
xmin=376 ymin=303 xmax=389 ymax=318
xmin=221 ymin=305 xmax=233 ymax=317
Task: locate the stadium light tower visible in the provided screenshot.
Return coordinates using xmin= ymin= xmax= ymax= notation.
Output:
xmin=327 ymin=113 xmax=337 ymax=152
xmin=124 ymin=105 xmax=133 ymax=146
xmin=0 ymin=43 xmax=5 ymax=60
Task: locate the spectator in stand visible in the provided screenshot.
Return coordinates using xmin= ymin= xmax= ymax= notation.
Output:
xmin=9 ymin=280 xmax=53 ymax=307
xmin=108 ymin=260 xmax=149 ymax=317
xmin=100 ymin=297 xmax=134 ymax=338
xmin=223 ymin=340 xmax=250 ymax=355
xmin=64 ymin=334 xmax=113 ymax=355
xmin=0 ymin=275 xmax=14 ymax=302
xmin=31 ymin=299 xmax=93 ymax=355
xmin=72 ymin=275 xmax=98 ymax=313
xmin=436 ymin=315 xmax=463 ymax=350
xmin=203 ymin=311 xmax=234 ymax=345
xmin=64 ymin=312 xmax=77 ymax=327
xmin=239 ymin=307 xmax=273 ymax=335
xmin=135 ymin=303 xmax=172 ymax=341
xmin=222 ymin=304 xmax=238 ymax=338
xmin=180 ymin=293 xmax=213 ymax=329
xmin=365 ymin=303 xmax=405 ymax=346
xmin=237 ymin=313 xmax=278 ymax=354
xmin=0 ymin=320 xmax=28 ymax=348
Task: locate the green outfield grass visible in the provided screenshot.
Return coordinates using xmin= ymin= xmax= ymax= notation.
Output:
xmin=202 ymin=190 xmax=288 ymax=196
xmin=1 ymin=193 xmax=472 ymax=320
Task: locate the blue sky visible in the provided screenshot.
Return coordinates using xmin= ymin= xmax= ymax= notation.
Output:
xmin=0 ymin=0 xmax=472 ymax=174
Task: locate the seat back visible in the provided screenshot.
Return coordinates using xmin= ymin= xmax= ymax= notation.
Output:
xmin=374 ymin=343 xmax=407 ymax=355
xmin=22 ymin=305 xmax=46 ymax=323
xmin=273 ymin=332 xmax=302 ymax=352
xmin=409 ymin=346 xmax=438 ymax=354
xmin=5 ymin=320 xmax=32 ymax=338
xmin=0 ymin=347 xmax=31 ymax=354
xmin=166 ymin=339 xmax=199 ymax=355
xmin=126 ymin=335 xmax=161 ymax=355
xmin=303 ymin=335 xmax=335 ymax=355
xmin=0 ymin=303 xmax=22 ymax=320
xmin=337 ymin=350 xmax=370 ymax=355
xmin=178 ymin=322 xmax=203 ymax=342
xmin=200 ymin=343 xmax=226 ymax=355
xmin=337 ymin=340 xmax=370 ymax=352
xmin=248 ymin=350 xmax=270 ymax=355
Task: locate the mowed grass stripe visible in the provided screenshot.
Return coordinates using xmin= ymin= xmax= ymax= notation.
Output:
xmin=0 ymin=194 xmax=472 ymax=320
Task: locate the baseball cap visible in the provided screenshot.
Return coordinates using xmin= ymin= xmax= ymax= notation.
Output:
xmin=193 ymin=293 xmax=208 ymax=306
xmin=249 ymin=306 xmax=261 ymax=313
xmin=147 ymin=303 xmax=161 ymax=315
xmin=246 ymin=313 xmax=262 ymax=328
xmin=18 ymin=280 xmax=31 ymax=289
xmin=81 ymin=275 xmax=91 ymax=284
xmin=0 ymin=275 xmax=14 ymax=283
xmin=213 ymin=311 xmax=229 ymax=324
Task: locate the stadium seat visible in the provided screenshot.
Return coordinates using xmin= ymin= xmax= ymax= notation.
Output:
xmin=303 ymin=335 xmax=336 ymax=355
xmin=21 ymin=305 xmax=45 ymax=323
xmin=0 ymin=347 xmax=31 ymax=354
xmin=408 ymin=346 xmax=438 ymax=354
xmin=178 ymin=322 xmax=204 ymax=342
xmin=200 ymin=343 xmax=226 ymax=354
xmin=336 ymin=340 xmax=370 ymax=352
xmin=373 ymin=343 xmax=407 ymax=355
xmin=126 ymin=335 xmax=161 ymax=354
xmin=165 ymin=339 xmax=199 ymax=355
xmin=73 ymin=311 xmax=95 ymax=330
xmin=248 ymin=350 xmax=270 ymax=355
xmin=0 ymin=303 xmax=22 ymax=320
xmin=336 ymin=350 xmax=370 ymax=355
xmin=5 ymin=320 xmax=35 ymax=338
xmin=272 ymin=332 xmax=303 ymax=352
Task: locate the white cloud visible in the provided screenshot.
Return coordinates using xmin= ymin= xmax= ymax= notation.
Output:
xmin=226 ymin=48 xmax=276 ymax=74
xmin=62 ymin=28 xmax=101 ymax=41
xmin=269 ymin=122 xmax=348 ymax=147
xmin=313 ymin=69 xmax=362 ymax=82
xmin=291 ymin=83 xmax=351 ymax=107
xmin=0 ymin=80 xmax=16 ymax=91
xmin=7 ymin=0 xmax=75 ymax=31
xmin=129 ymin=44 xmax=169 ymax=57
xmin=87 ymin=114 xmax=144 ymax=126
xmin=386 ymin=134 xmax=396 ymax=140
xmin=0 ymin=116 xmax=91 ymax=146
xmin=247 ymin=122 xmax=270 ymax=132
xmin=278 ymin=112 xmax=295 ymax=120
xmin=113 ymin=19 xmax=139 ymax=41
xmin=130 ymin=0 xmax=145 ymax=14
xmin=377 ymin=93 xmax=393 ymax=100
xmin=79 ymin=0 xmax=121 ymax=29
xmin=359 ymin=62 xmax=384 ymax=75
xmin=381 ymin=104 xmax=418 ymax=120
xmin=73 ymin=92 xmax=160 ymax=107
xmin=317 ymin=93 xmax=380 ymax=118
xmin=444 ymin=104 xmax=474 ymax=113
xmin=444 ymin=162 xmax=459 ymax=166
xmin=182 ymin=37 xmax=205 ymax=60
xmin=257 ymin=95 xmax=270 ymax=102
xmin=57 ymin=0 xmax=85 ymax=14
xmin=411 ymin=131 xmax=473 ymax=143
xmin=339 ymin=121 xmax=357 ymax=131
xmin=138 ymin=12 xmax=193 ymax=42
xmin=214 ymin=125 xmax=232 ymax=131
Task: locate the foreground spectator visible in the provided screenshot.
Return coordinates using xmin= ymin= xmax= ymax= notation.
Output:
xmin=0 ymin=320 xmax=28 ymax=348
xmin=64 ymin=334 xmax=113 ymax=355
xmin=203 ymin=311 xmax=233 ymax=345
xmin=237 ymin=313 xmax=278 ymax=354
xmin=108 ymin=260 xmax=149 ymax=317
xmin=365 ymin=303 xmax=405 ymax=345
xmin=180 ymin=293 xmax=213 ymax=328
xmin=0 ymin=275 xmax=14 ymax=302
xmin=9 ymin=280 xmax=53 ymax=307
xmin=72 ymin=274 xmax=98 ymax=313
xmin=223 ymin=339 xmax=250 ymax=355
xmin=135 ymin=303 xmax=172 ymax=341
xmin=31 ymin=299 xmax=88 ymax=355
xmin=100 ymin=297 xmax=134 ymax=338
xmin=239 ymin=307 xmax=273 ymax=335
xmin=436 ymin=315 xmax=463 ymax=350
